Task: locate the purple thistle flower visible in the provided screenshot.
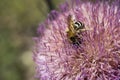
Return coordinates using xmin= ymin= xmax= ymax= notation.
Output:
xmin=33 ymin=0 xmax=120 ymax=80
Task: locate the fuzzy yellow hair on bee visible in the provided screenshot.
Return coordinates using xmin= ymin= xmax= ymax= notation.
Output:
xmin=66 ymin=15 xmax=76 ymax=39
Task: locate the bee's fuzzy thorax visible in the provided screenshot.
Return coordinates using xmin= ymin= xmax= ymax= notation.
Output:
xmin=33 ymin=0 xmax=120 ymax=80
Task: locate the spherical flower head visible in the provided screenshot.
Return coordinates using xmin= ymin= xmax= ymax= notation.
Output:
xmin=33 ymin=0 xmax=120 ymax=80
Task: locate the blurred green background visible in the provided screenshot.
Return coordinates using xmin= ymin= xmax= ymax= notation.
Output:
xmin=0 ymin=0 xmax=64 ymax=80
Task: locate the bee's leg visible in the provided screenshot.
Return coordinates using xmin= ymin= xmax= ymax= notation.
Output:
xmin=75 ymin=38 xmax=82 ymax=46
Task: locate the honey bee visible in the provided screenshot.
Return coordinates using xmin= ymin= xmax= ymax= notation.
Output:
xmin=66 ymin=15 xmax=85 ymax=45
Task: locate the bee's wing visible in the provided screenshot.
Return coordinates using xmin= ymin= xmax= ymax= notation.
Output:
xmin=67 ymin=15 xmax=75 ymax=33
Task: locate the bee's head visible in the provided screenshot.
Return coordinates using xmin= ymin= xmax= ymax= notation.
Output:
xmin=74 ymin=21 xmax=85 ymax=30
